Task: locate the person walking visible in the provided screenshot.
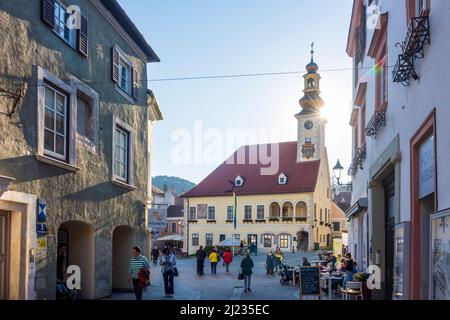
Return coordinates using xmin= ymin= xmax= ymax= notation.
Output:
xmin=265 ymin=251 xmax=275 ymax=277
xmin=196 ymin=246 xmax=207 ymax=276
xmin=302 ymin=257 xmax=311 ymax=266
xmin=239 ymin=240 xmax=244 ymax=256
xmin=128 ymin=246 xmax=150 ymax=300
xmin=240 ymin=251 xmax=254 ymax=293
xmin=151 ymin=245 xmax=160 ymax=267
xmin=223 ymin=248 xmax=233 ymax=273
xmin=209 ymin=248 xmax=219 ymax=275
xmin=159 ymin=248 xmax=177 ymax=297
xmin=274 ymin=247 xmax=284 ymax=272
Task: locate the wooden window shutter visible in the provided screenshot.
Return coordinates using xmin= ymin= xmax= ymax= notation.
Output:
xmin=41 ymin=0 xmax=55 ymax=28
xmin=132 ymin=67 xmax=139 ymax=100
xmin=112 ymin=47 xmax=119 ymax=83
xmin=77 ymin=15 xmax=88 ymax=57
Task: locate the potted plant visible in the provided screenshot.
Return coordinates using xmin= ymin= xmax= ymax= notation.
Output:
xmin=353 ymin=272 xmax=371 ymax=300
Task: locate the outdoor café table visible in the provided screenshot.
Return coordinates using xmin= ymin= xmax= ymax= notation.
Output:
xmin=321 ymin=274 xmax=343 ymax=300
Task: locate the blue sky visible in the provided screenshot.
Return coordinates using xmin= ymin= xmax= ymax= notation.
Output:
xmin=119 ymin=0 xmax=354 ymax=184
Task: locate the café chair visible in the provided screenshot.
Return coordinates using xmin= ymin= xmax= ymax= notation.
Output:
xmin=341 ymin=281 xmax=364 ymax=300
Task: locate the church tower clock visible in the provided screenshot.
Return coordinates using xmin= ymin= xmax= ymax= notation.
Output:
xmin=296 ymin=43 xmax=326 ymax=163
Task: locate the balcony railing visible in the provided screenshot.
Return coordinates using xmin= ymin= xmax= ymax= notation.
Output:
xmin=393 ymin=16 xmax=430 ymax=86
xmin=365 ymin=108 xmax=386 ymax=139
xmin=348 ymin=143 xmax=367 ymax=176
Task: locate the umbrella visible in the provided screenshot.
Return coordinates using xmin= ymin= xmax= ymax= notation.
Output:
xmin=218 ymin=237 xmax=241 ymax=246
xmin=156 ymin=234 xmax=184 ymax=241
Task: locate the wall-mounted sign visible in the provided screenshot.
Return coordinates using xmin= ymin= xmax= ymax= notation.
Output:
xmin=418 ymin=135 xmax=435 ymax=199
xmin=37 ymin=238 xmax=47 ymax=249
xmin=148 ymin=207 xmax=167 ymax=229
xmin=38 ymin=199 xmax=46 ymax=223
xmin=37 ymin=223 xmax=48 ymax=236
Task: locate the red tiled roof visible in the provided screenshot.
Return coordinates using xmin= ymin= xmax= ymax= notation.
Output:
xmin=181 ymin=142 xmax=320 ymax=198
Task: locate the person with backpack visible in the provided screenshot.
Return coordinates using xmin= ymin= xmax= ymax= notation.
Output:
xmin=223 ymin=247 xmax=233 ymax=272
xmin=159 ymin=247 xmax=177 ymax=297
xmin=209 ymin=248 xmax=219 ymax=275
xmin=128 ymin=246 xmax=150 ymax=300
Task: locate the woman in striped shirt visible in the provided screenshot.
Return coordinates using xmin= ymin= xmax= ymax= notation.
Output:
xmin=128 ymin=246 xmax=150 ymax=300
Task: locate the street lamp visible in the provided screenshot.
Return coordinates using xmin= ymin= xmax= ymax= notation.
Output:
xmin=333 ymin=159 xmax=344 ymax=185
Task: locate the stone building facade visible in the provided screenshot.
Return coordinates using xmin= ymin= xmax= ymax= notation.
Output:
xmin=0 ymin=0 xmax=160 ymax=299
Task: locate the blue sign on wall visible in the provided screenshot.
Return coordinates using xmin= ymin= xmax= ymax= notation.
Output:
xmin=37 ymin=199 xmax=47 ymax=235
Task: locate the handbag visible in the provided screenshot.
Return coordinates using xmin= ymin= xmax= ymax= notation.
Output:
xmin=237 ymin=268 xmax=244 ymax=280
xmin=173 ymin=267 xmax=179 ymax=277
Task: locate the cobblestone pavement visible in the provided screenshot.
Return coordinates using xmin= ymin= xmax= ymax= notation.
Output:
xmin=109 ymin=251 xmax=331 ymax=300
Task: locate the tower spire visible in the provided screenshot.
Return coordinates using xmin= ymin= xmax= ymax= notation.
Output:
xmin=310 ymin=42 xmax=315 ymax=62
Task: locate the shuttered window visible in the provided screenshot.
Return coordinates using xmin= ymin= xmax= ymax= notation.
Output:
xmin=41 ymin=0 xmax=88 ymax=57
xmin=112 ymin=45 xmax=139 ymax=101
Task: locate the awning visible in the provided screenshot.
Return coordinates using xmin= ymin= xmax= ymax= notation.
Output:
xmin=156 ymin=234 xmax=184 ymax=241
xmin=218 ymin=237 xmax=241 ymax=246
xmin=345 ymin=197 xmax=368 ymax=220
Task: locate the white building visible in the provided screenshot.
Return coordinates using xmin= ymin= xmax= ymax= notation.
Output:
xmin=346 ymin=0 xmax=450 ymax=300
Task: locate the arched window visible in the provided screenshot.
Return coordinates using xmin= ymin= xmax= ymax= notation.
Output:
xmin=307 ymin=78 xmax=316 ymax=89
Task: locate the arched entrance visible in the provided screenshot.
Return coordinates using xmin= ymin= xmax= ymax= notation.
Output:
xmin=57 ymin=221 xmax=95 ymax=299
xmin=297 ymin=231 xmax=309 ymax=252
xmin=112 ymin=226 xmax=137 ymax=291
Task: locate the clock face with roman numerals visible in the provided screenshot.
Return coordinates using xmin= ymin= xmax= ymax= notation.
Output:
xmin=304 ymin=120 xmax=314 ymax=130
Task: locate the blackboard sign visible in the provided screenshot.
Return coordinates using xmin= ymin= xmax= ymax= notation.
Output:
xmin=299 ymin=266 xmax=321 ymax=298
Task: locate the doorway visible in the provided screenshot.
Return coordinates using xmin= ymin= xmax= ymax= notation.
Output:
xmin=297 ymin=231 xmax=309 ymax=252
xmin=247 ymin=234 xmax=257 ymax=254
xmin=0 ymin=211 xmax=10 ymax=300
xmin=112 ymin=226 xmax=136 ymax=291
xmin=57 ymin=221 xmax=95 ymax=299
xmin=384 ymin=173 xmax=396 ymax=300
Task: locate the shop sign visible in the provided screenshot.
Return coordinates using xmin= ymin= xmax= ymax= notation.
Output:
xmin=418 ymin=135 xmax=435 ymax=199
xmin=148 ymin=206 xmax=167 ymax=229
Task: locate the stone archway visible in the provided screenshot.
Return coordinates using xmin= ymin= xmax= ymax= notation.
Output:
xmin=112 ymin=226 xmax=137 ymax=291
xmin=58 ymin=221 xmax=95 ymax=299
xmin=297 ymin=231 xmax=309 ymax=252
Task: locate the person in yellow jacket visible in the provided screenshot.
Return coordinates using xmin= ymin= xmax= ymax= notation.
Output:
xmin=274 ymin=247 xmax=284 ymax=272
xmin=209 ymin=248 xmax=220 ymax=275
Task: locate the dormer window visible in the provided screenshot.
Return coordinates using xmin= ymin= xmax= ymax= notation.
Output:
xmin=278 ymin=173 xmax=288 ymax=185
xmin=235 ymin=176 xmax=244 ymax=187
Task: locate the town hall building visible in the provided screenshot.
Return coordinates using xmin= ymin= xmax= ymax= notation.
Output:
xmin=182 ymin=48 xmax=333 ymax=254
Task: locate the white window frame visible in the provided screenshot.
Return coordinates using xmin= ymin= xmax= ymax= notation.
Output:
xmin=43 ymin=84 xmax=68 ymax=161
xmin=53 ymin=0 xmax=76 ymax=48
xmin=112 ymin=116 xmax=135 ymax=189
xmin=235 ymin=176 xmax=244 ymax=187
xmin=278 ymin=173 xmax=287 ymax=185
xmin=114 ymin=45 xmax=134 ymax=101
xmin=257 ymin=205 xmax=265 ymax=220
xmin=36 ymin=65 xmax=78 ymax=171
xmin=205 ymin=234 xmax=213 ymax=247
xmin=192 ymin=233 xmax=199 ymax=246
xmin=207 ymin=206 xmax=216 ymax=220
xmin=226 ymin=206 xmax=233 ymax=220
xmin=189 ymin=207 xmax=197 ymax=220
xmin=244 ymin=205 xmax=252 ymax=220
xmin=279 ymin=234 xmax=290 ymax=249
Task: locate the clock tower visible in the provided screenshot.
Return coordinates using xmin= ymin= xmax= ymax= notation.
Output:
xmin=296 ymin=43 xmax=326 ymax=163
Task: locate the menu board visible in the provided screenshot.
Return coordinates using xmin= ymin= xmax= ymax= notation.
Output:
xmin=299 ymin=266 xmax=321 ymax=298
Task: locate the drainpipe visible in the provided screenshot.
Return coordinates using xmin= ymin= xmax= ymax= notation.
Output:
xmin=186 ymin=197 xmax=190 ymax=255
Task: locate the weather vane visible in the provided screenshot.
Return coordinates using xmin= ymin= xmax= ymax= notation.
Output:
xmin=311 ymin=42 xmax=315 ymax=61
